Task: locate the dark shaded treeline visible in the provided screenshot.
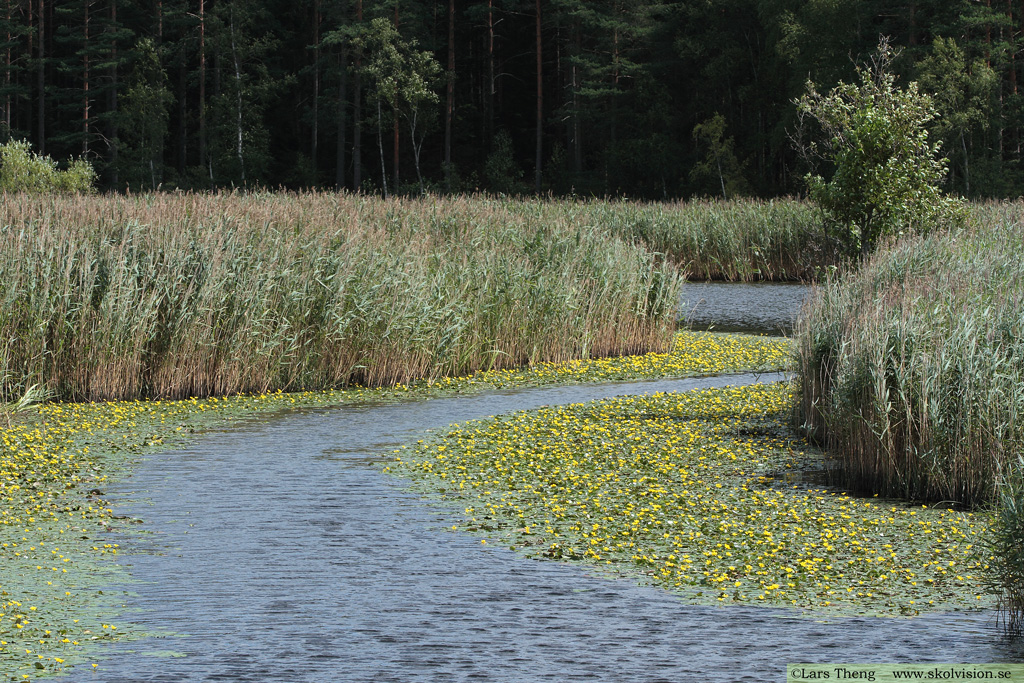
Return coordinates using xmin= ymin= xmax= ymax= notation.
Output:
xmin=2 ymin=0 xmax=1022 ymax=197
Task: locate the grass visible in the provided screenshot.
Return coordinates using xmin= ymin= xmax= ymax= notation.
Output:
xmin=0 ymin=331 xmax=788 ymax=680
xmin=795 ymin=209 xmax=1024 ymax=632
xmin=388 ymin=381 xmax=993 ymax=616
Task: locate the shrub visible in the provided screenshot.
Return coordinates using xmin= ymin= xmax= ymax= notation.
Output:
xmin=795 ymin=39 xmax=964 ymax=258
xmin=0 ymin=139 xmax=96 ymax=194
xmin=484 ymin=130 xmax=525 ymax=195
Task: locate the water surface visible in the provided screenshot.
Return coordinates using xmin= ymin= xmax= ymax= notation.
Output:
xmin=680 ymin=281 xmax=810 ymax=335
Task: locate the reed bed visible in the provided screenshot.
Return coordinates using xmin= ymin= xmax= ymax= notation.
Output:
xmin=990 ymin=456 xmax=1024 ymax=636
xmin=795 ymin=209 xmax=1024 ymax=628
xmin=586 ymin=198 xmax=836 ymax=281
xmin=0 ymin=192 xmax=680 ymax=402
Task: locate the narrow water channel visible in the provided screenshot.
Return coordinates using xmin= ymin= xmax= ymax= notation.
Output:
xmin=76 ymin=371 xmax=1023 ymax=683
xmin=679 ymin=282 xmax=810 ymax=335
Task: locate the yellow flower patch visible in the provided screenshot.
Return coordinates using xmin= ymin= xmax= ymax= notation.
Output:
xmin=389 ymin=382 xmax=993 ymax=616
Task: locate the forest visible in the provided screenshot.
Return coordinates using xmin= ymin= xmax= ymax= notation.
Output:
xmin=2 ymin=0 xmax=1022 ymax=198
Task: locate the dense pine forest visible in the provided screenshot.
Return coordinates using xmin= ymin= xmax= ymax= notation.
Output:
xmin=2 ymin=0 xmax=1022 ymax=197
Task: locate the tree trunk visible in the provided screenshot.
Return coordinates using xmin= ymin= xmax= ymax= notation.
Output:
xmin=1009 ymin=0 xmax=1016 ymax=94
xmin=987 ymin=0 xmax=993 ymax=68
xmin=312 ymin=0 xmax=320 ymax=167
xmin=716 ymin=152 xmax=727 ymax=200
xmin=37 ymin=0 xmax=44 ymax=153
xmin=107 ymin=0 xmax=119 ymax=186
xmin=392 ymin=1 xmax=399 ymax=191
xmin=336 ymin=44 xmax=347 ymax=189
xmin=377 ymin=98 xmax=388 ymax=198
xmin=4 ymin=0 xmax=11 ymax=130
xmin=608 ymin=10 xmax=619 ymax=191
xmin=156 ymin=0 xmax=164 ymax=180
xmin=572 ymin=19 xmax=581 ymax=175
xmin=962 ymin=131 xmax=970 ymax=196
xmin=444 ymin=0 xmax=453 ymax=190
xmin=1011 ymin=0 xmax=1019 ymax=156
xmin=230 ymin=3 xmax=245 ymax=183
xmin=392 ymin=105 xmax=399 ymax=190
xmin=353 ymin=0 xmax=363 ymax=189
xmin=82 ymin=0 xmax=90 ymax=156
xmin=27 ymin=0 xmax=32 ymax=135
xmin=534 ymin=0 xmax=542 ymax=194
xmin=487 ymin=0 xmax=494 ymax=141
xmin=410 ymin=109 xmax=424 ymax=193
xmin=1010 ymin=2 xmax=1018 ymax=107
xmin=199 ymin=0 xmax=207 ymax=177
xmin=177 ymin=43 xmax=186 ymax=174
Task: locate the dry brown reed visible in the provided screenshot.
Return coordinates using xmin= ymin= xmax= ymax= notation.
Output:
xmin=0 ymin=191 xmax=680 ymax=401
xmin=796 ymin=213 xmax=1024 ymax=505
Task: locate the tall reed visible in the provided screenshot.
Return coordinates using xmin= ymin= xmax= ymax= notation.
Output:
xmin=990 ymin=457 xmax=1024 ymax=636
xmin=0 ymin=192 xmax=680 ymax=401
xmin=584 ymin=198 xmax=836 ymax=281
xmin=797 ymin=216 xmax=1024 ymax=504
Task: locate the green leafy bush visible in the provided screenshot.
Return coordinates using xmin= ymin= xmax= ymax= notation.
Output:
xmin=484 ymin=130 xmax=525 ymax=195
xmin=0 ymin=139 xmax=96 ymax=194
xmin=795 ymin=39 xmax=964 ymax=258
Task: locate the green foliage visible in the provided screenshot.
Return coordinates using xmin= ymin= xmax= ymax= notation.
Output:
xmin=915 ymin=37 xmax=998 ymax=197
xmin=354 ymin=17 xmax=441 ymax=195
xmin=484 ymin=130 xmax=524 ymax=194
xmin=795 ymin=39 xmax=965 ymax=258
xmin=0 ymin=139 xmax=96 ymax=194
xmin=116 ymin=38 xmax=173 ymax=191
xmin=203 ymin=0 xmax=287 ymax=186
xmin=690 ymin=113 xmax=749 ymax=199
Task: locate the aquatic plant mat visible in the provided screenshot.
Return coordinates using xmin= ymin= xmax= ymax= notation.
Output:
xmin=0 ymin=331 xmax=787 ymax=679
xmin=389 ymin=382 xmax=995 ymax=618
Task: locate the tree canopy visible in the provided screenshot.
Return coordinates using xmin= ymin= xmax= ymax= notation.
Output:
xmin=3 ymin=0 xmax=1024 ymax=198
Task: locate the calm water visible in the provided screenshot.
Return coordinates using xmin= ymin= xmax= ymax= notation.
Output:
xmin=73 ymin=370 xmax=1023 ymax=683
xmin=680 ymin=282 xmax=810 ymax=335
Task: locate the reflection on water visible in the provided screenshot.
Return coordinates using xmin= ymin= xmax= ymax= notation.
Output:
xmin=680 ymin=281 xmax=811 ymax=335
xmin=74 ymin=373 xmax=1022 ymax=683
